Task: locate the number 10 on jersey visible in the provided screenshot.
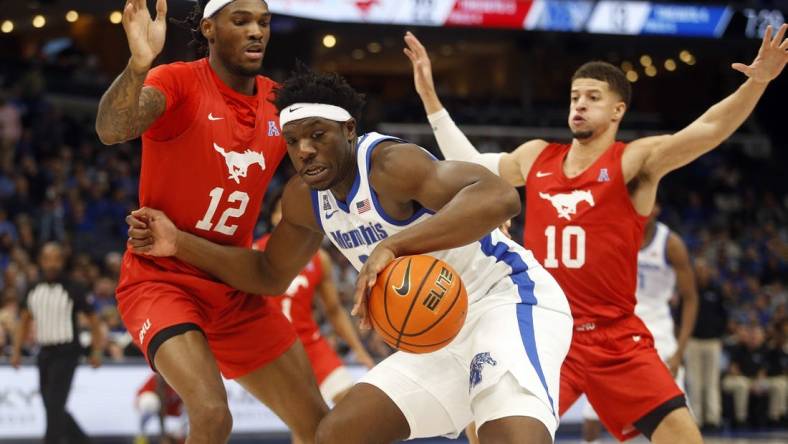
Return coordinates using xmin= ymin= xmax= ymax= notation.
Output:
xmin=544 ymin=225 xmax=586 ymax=268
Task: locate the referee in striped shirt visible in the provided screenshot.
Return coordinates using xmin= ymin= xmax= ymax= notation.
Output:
xmin=10 ymin=242 xmax=104 ymax=444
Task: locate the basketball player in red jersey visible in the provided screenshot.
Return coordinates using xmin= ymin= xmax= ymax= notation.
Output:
xmin=95 ymin=1 xmax=327 ymax=442
xmin=253 ymin=192 xmax=375 ymax=405
xmin=405 ymin=26 xmax=788 ymax=443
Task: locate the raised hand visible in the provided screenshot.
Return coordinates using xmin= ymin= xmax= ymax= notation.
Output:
xmin=403 ymin=31 xmax=444 ymax=114
xmin=404 ymin=32 xmax=437 ymax=98
xmin=732 ymin=24 xmax=788 ymax=84
xmin=123 ymin=0 xmax=168 ymax=73
xmin=126 ymin=207 xmax=179 ymax=257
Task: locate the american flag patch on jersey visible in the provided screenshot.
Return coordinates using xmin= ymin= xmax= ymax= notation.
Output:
xmin=356 ymin=199 xmax=371 ymax=214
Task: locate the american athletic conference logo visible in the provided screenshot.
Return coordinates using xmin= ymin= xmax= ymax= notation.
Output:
xmin=213 ymin=143 xmax=266 ymax=184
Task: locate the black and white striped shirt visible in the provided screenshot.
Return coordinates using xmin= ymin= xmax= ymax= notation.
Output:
xmin=22 ymin=279 xmax=93 ymax=346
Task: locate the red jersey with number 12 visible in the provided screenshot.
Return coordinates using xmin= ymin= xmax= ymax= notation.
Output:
xmin=119 ymin=59 xmax=286 ymax=291
xmin=524 ymin=142 xmax=647 ymax=325
xmin=253 ymin=235 xmax=324 ymax=345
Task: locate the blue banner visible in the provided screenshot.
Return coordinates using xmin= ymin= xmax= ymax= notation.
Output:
xmin=641 ymin=4 xmax=733 ymax=37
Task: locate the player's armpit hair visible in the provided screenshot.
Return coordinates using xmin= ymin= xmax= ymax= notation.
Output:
xmin=272 ymin=61 xmax=366 ymax=121
xmin=170 ymin=0 xmax=210 ymax=58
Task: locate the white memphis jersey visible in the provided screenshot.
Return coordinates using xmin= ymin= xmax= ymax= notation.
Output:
xmin=635 ymin=222 xmax=678 ymax=358
xmin=312 ymin=132 xmax=568 ymax=312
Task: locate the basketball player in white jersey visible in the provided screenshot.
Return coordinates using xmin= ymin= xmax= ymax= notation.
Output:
xmin=582 ymin=203 xmax=698 ymax=443
xmin=125 ymin=67 xmax=573 ymax=443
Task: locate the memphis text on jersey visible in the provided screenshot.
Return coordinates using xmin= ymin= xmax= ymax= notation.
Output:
xmin=329 ymin=222 xmax=389 ymax=250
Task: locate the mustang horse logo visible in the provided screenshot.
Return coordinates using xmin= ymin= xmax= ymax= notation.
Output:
xmin=214 ymin=143 xmax=266 ymax=184
xmin=469 ymin=352 xmax=497 ymax=392
xmin=539 ymin=190 xmax=595 ymax=220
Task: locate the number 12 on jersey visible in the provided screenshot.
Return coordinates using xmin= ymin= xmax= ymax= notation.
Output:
xmin=195 ymin=187 xmax=250 ymax=236
xmin=544 ymin=225 xmax=586 ymax=268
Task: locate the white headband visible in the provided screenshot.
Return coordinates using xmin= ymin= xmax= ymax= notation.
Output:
xmin=203 ymin=0 xmax=234 ymax=18
xmin=279 ymin=103 xmax=352 ymax=128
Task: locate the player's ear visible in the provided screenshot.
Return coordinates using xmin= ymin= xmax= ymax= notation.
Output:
xmin=612 ymin=101 xmax=627 ymax=122
xmin=344 ymin=118 xmax=357 ymax=142
xmin=200 ymin=18 xmax=215 ymax=43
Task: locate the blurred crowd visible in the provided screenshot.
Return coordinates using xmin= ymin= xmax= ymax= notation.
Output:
xmin=0 ymin=58 xmax=785 ymax=431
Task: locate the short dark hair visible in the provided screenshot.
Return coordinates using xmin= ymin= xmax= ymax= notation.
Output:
xmin=571 ymin=61 xmax=631 ymax=107
xmin=273 ymin=62 xmax=365 ymax=121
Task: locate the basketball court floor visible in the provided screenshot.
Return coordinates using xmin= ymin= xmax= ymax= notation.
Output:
xmin=5 ymin=430 xmax=787 ymax=443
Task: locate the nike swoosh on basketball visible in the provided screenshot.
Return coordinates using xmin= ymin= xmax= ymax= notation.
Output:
xmin=393 ymin=259 xmax=412 ymax=297
xmin=536 ymin=171 xmax=552 ymax=178
xmin=325 ymin=210 xmax=338 ymax=219
xmin=208 ymin=113 xmax=224 ymax=121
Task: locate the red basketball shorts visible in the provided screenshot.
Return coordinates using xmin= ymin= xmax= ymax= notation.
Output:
xmin=559 ymin=314 xmax=684 ymax=441
xmin=303 ymin=337 xmax=344 ymax=384
xmin=117 ymin=277 xmax=296 ymax=379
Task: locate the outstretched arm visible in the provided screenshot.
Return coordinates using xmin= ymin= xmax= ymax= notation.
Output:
xmin=127 ymin=179 xmax=325 ymax=295
xmin=95 ymin=0 xmax=168 ymax=145
xmin=666 ymin=232 xmax=698 ymax=376
xmin=352 ymin=144 xmax=520 ymax=321
xmin=634 ymin=24 xmax=788 ymax=180
xmin=404 ymin=32 xmax=534 ymax=185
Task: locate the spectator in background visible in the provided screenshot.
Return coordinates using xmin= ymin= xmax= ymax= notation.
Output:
xmin=722 ymin=326 xmax=769 ymax=427
xmin=90 ymin=276 xmax=117 ymax=313
xmin=104 ymin=251 xmax=123 ymax=280
xmin=765 ymin=320 xmax=787 ymax=425
xmin=0 ymin=289 xmax=19 ymax=357
xmin=0 ymin=91 xmax=22 ymax=157
xmin=10 ymin=242 xmax=104 ymax=444
xmin=685 ymin=257 xmax=726 ymax=430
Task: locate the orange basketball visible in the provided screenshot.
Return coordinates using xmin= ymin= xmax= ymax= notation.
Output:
xmin=368 ymin=255 xmax=468 ymax=353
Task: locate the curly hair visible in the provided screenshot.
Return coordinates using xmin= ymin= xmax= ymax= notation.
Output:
xmin=272 ymin=62 xmax=366 ymax=121
xmin=171 ymin=1 xmax=269 ymax=59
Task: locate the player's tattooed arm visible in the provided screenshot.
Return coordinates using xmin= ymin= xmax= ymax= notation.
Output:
xmin=95 ymin=67 xmax=165 ymax=145
xmin=96 ymin=0 xmax=168 ymax=144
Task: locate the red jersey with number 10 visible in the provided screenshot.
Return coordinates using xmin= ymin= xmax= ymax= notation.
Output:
xmin=252 ymin=235 xmax=324 ymax=345
xmin=119 ymin=59 xmax=286 ymax=290
xmin=524 ymin=142 xmax=647 ymax=325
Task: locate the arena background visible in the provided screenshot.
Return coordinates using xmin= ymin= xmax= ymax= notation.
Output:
xmin=0 ymin=0 xmax=786 ymax=442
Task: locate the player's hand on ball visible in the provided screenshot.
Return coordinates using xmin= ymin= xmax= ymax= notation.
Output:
xmin=352 ymin=244 xmax=397 ymax=330
xmin=732 ymin=24 xmax=788 ymax=84
xmin=123 ymin=0 xmax=168 ymax=73
xmin=126 ymin=207 xmax=178 ymax=256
